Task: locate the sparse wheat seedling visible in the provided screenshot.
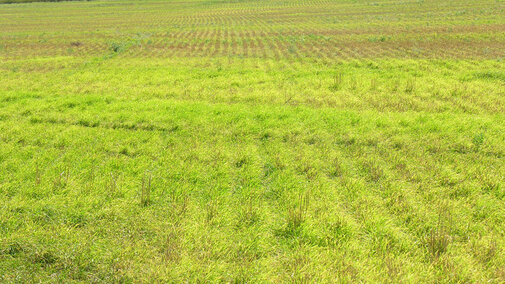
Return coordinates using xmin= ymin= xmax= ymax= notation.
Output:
xmin=205 ymin=199 xmax=218 ymax=223
xmin=349 ymin=77 xmax=357 ymax=90
xmin=239 ymin=197 xmax=259 ymax=226
xmin=35 ymin=164 xmax=40 ymax=185
xmin=385 ymin=255 xmax=401 ymax=281
xmin=405 ymin=78 xmax=416 ymax=93
xmin=426 ymin=205 xmax=453 ymax=259
xmin=70 ymin=41 xmax=82 ymax=47
xmin=330 ymin=72 xmax=343 ymax=91
xmin=287 ymin=191 xmax=310 ymax=232
xmin=471 ymin=238 xmax=498 ymax=264
xmin=391 ymin=80 xmax=400 ymax=92
xmin=53 ymin=167 xmax=69 ymax=189
xmin=362 ymin=160 xmax=383 ymax=182
xmin=330 ymin=157 xmax=343 ymax=177
xmin=427 ymin=227 xmax=450 ymax=259
xmin=176 ymin=195 xmax=189 ymax=220
xmin=163 ymin=229 xmax=180 ymax=263
xmin=370 ymin=78 xmax=377 ymax=91
xmin=108 ymin=173 xmax=117 ymax=197
xmin=140 ymin=173 xmax=152 ymax=206
xmin=477 ymin=170 xmax=500 ymax=193
xmin=284 ymin=94 xmax=293 ymax=105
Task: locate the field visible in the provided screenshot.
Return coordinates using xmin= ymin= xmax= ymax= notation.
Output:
xmin=1 ymin=0 xmax=505 ymax=282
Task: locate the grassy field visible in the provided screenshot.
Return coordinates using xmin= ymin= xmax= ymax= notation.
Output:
xmin=1 ymin=0 xmax=505 ymax=282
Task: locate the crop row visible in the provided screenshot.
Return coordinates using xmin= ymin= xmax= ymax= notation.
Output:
xmin=1 ymin=0 xmax=504 ymax=60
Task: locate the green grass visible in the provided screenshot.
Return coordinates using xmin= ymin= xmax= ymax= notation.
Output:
xmin=1 ymin=0 xmax=505 ymax=282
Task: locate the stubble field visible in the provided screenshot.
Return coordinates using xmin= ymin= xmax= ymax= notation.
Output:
xmin=1 ymin=0 xmax=505 ymax=282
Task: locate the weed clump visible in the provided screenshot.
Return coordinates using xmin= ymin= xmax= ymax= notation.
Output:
xmin=472 ymin=133 xmax=485 ymax=150
xmin=110 ymin=42 xmax=126 ymax=53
